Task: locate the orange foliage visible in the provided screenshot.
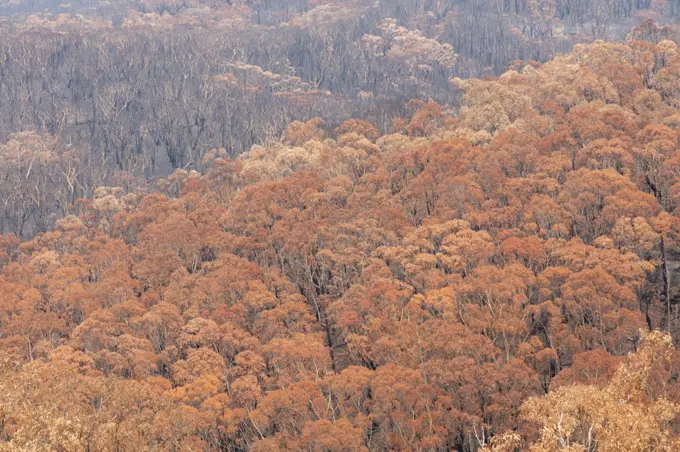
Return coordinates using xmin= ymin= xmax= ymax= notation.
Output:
xmin=2 ymin=38 xmax=680 ymax=450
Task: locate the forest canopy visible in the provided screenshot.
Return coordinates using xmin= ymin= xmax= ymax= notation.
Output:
xmin=1 ymin=1 xmax=680 ymax=451
xmin=0 ymin=0 xmax=679 ymax=237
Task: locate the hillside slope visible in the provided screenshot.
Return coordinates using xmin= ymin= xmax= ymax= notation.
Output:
xmin=1 ymin=38 xmax=680 ymax=450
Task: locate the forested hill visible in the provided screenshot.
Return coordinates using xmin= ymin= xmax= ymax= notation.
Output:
xmin=1 ymin=36 xmax=680 ymax=450
xmin=1 ymin=0 xmax=680 ymax=239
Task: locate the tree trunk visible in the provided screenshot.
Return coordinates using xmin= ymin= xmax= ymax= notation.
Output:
xmin=661 ymin=235 xmax=672 ymax=332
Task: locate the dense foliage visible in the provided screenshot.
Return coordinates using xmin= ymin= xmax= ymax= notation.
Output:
xmin=2 ymin=31 xmax=680 ymax=449
xmin=1 ymin=0 xmax=680 ymax=238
